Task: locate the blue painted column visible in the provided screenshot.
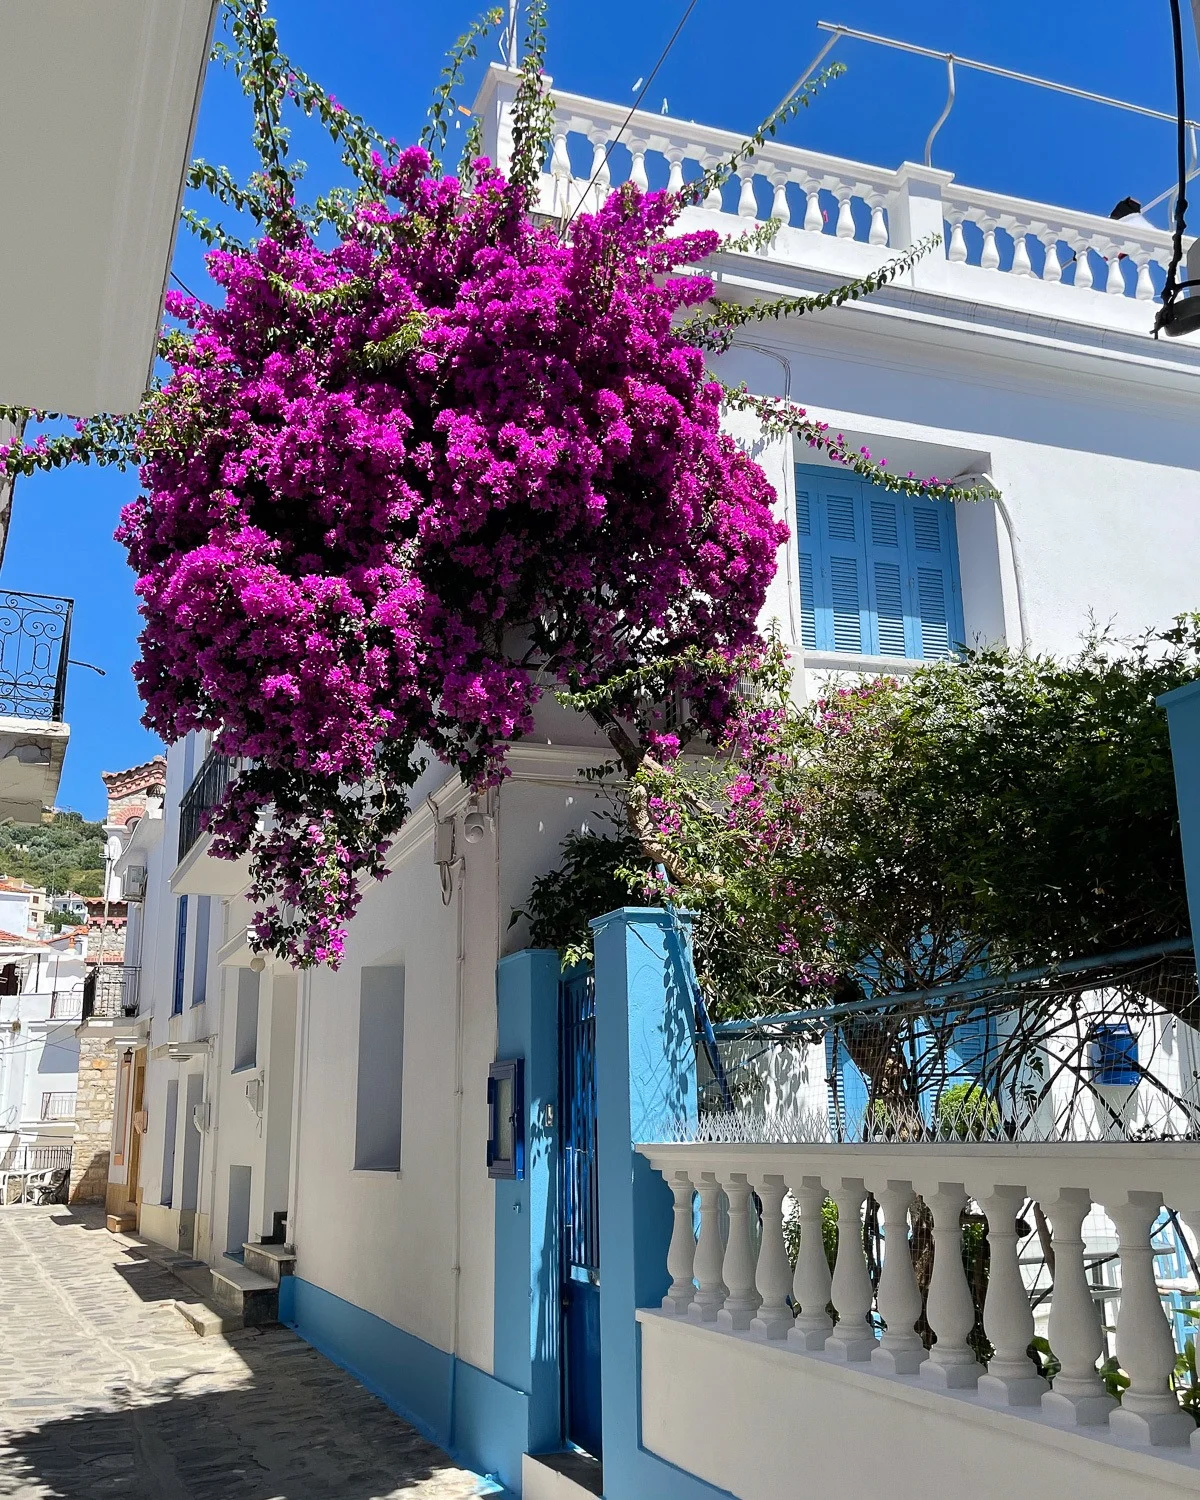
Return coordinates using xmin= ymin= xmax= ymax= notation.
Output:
xmin=494 ymin=948 xmax=561 ymax=1465
xmin=1159 ymin=679 xmax=1200 ymax=948
xmin=590 ymin=908 xmax=733 ymax=1500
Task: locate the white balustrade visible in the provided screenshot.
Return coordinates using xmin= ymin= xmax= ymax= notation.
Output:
xmin=531 ymin=88 xmax=1183 ymax=325
xmin=640 ymin=1142 xmax=1200 ymax=1457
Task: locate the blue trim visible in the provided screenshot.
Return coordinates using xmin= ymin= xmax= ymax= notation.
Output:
xmin=1161 ymin=678 xmax=1200 ymax=950
xmin=494 ymin=949 xmax=562 ymax=1458
xmin=279 ymin=1276 xmax=519 ymax=1495
xmin=589 ymin=908 xmax=735 ymax=1500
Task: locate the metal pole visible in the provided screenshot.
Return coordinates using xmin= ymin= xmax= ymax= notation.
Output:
xmin=506 ymin=0 xmax=519 ymax=69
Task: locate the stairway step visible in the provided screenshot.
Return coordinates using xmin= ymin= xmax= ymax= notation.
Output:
xmin=209 ymin=1260 xmax=279 ymax=1327
xmin=174 ymin=1299 xmax=243 ymax=1337
xmin=522 ymin=1453 xmax=603 ymax=1500
xmin=243 ymin=1241 xmax=296 ymax=1284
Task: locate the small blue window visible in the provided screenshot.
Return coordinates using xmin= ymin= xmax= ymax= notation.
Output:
xmin=795 ymin=465 xmax=965 ymax=660
xmin=487 ymin=1059 xmax=525 ymax=1180
xmin=1091 ymin=1024 xmax=1139 ymax=1086
xmin=171 ymin=895 xmax=189 ymax=1016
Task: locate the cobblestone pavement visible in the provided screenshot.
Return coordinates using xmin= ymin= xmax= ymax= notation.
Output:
xmin=0 ymin=1207 xmax=492 ymax=1499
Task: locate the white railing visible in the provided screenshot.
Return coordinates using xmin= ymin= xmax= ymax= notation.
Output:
xmin=530 ymin=82 xmax=1187 ymax=320
xmin=639 ymin=1141 xmax=1200 ymax=1451
xmin=39 ymin=1091 xmax=76 ymax=1122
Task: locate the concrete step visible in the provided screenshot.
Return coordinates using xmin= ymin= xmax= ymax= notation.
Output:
xmin=106 ymin=1209 xmax=137 ymax=1234
xmin=243 ymin=1241 xmax=296 ymax=1285
xmin=209 ymin=1259 xmax=279 ymax=1327
xmin=522 ymin=1453 xmax=603 ymax=1500
xmin=174 ymin=1298 xmax=243 ymax=1337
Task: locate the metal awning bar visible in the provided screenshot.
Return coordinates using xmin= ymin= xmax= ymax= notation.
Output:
xmin=815 ymin=20 xmax=1200 ymax=132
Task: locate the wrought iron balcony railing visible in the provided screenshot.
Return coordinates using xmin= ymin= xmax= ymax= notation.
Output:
xmin=178 ymin=750 xmax=239 ymax=863
xmin=0 ymin=590 xmax=73 ymax=722
xmin=82 ymin=964 xmax=140 ymax=1020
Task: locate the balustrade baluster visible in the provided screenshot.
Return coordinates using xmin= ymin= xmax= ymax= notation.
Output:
xmin=718 ymin=1173 xmax=762 ymax=1331
xmin=1039 ymin=233 xmax=1062 ymax=283
xmin=688 ymin=1172 xmax=728 ymax=1322
xmin=1073 ymin=242 xmax=1094 ymax=291
xmin=872 ymin=1181 xmax=925 ymax=1374
xmin=801 ymin=185 xmax=823 ymax=233
xmin=835 ymin=195 xmax=855 ymax=240
xmin=550 ymin=132 xmax=571 ymax=216
xmin=980 ymin=224 xmax=1001 ymax=271
xmin=769 ymin=175 xmax=791 ymax=227
xmin=703 ymin=157 xmax=724 ymax=212
xmin=947 ymin=218 xmax=968 ymax=263
xmin=826 ymin=1178 xmax=877 ymax=1361
xmin=1041 ymin=1188 xmax=1116 ymax=1426
xmin=1135 ymin=258 xmax=1155 ymax=301
xmin=868 ymin=200 xmax=888 ymax=246
xmin=666 ymin=151 xmax=685 ymax=196
xmin=788 ymin=1176 xmax=833 ymax=1350
xmin=1107 ymin=1192 xmax=1193 ymax=1445
xmin=919 ymin=1184 xmax=981 ymax=1388
xmin=629 ymin=143 xmax=649 ymax=194
xmin=1010 ymin=228 xmax=1033 ymax=278
xmin=662 ymin=1170 xmax=696 ymax=1316
xmin=750 ymin=1175 xmax=793 ymax=1339
xmin=736 ymin=171 xmax=758 ymax=220
xmin=977 ymin=1186 xmax=1048 ymax=1406
xmin=587 ymin=138 xmax=611 ymax=214
xmin=1104 ymin=248 xmax=1127 ymax=295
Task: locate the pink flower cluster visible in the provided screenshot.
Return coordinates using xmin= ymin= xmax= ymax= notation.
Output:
xmin=118 ymin=152 xmax=785 ymax=964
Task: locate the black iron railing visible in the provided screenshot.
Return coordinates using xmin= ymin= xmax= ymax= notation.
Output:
xmin=0 ymin=590 xmax=73 ymax=721
xmin=82 ymin=964 xmax=140 ymax=1019
xmin=178 ymin=751 xmax=238 ymax=862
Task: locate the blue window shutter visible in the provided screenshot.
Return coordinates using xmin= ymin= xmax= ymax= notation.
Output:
xmin=820 ymin=481 xmax=866 ymax=654
xmin=905 ymin=498 xmax=964 ymax=660
xmin=795 ymin=485 xmax=818 ymax=649
xmin=825 ymin=1032 xmax=870 ymax=1140
xmin=172 ymin=896 xmax=189 ymax=1016
xmin=864 ymin=493 xmax=907 ymax=657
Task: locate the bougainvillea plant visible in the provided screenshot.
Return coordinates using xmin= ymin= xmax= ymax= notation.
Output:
xmin=0 ymin=1 xmax=990 ymax=966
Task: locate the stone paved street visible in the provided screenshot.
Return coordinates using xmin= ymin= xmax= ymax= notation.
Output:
xmin=0 ymin=1207 xmax=492 ymax=1499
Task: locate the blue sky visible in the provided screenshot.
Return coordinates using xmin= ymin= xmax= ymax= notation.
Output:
xmin=8 ymin=0 xmax=1197 ymax=819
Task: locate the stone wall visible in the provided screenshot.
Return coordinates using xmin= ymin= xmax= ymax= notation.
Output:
xmin=68 ymin=1031 xmax=116 ymax=1204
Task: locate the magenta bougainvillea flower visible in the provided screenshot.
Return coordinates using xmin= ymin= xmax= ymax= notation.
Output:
xmin=116 ymin=151 xmax=786 ymax=964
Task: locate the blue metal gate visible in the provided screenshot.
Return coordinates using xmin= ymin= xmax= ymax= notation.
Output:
xmin=559 ymin=969 xmax=602 ymax=1457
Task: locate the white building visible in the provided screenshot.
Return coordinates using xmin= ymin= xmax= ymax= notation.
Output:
xmin=120 ymin=63 xmax=1200 ymax=1498
xmin=0 ymin=879 xmax=48 ymax=938
xmin=0 ymin=931 xmax=88 ymax=1176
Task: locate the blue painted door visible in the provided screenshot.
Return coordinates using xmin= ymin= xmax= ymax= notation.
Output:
xmin=559 ymin=969 xmax=602 ymax=1457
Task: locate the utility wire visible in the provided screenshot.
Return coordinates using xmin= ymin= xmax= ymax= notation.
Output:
xmin=170 ymin=269 xmax=201 ymax=302
xmin=560 ymin=0 xmax=700 ymax=237
xmin=1157 ymin=0 xmax=1191 ymax=328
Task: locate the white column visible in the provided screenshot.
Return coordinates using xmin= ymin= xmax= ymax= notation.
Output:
xmin=947 ymin=218 xmax=968 ymax=262
xmin=1108 ymin=1192 xmax=1193 ymax=1445
xmin=788 ymin=1176 xmax=833 ymax=1351
xmin=872 ymin=1180 xmax=925 ymax=1374
xmin=1105 ymin=247 xmax=1127 ymax=295
xmin=980 ymin=224 xmax=1001 ymax=271
xmin=1135 ymin=258 xmax=1155 ymax=301
xmin=1175 ymin=1205 xmax=1200 ymax=1454
xmin=977 ymin=1186 xmax=1047 ymax=1406
xmin=661 ymin=1169 xmax=695 ymax=1316
xmin=750 ymin=1175 xmax=793 ymax=1340
xmin=920 ymin=1183 xmax=980 ymax=1389
xmin=1041 ymin=1189 xmax=1116 ymax=1426
xmin=769 ymin=174 xmax=791 ymax=227
xmin=586 ymin=136 xmax=611 ymax=214
xmin=628 ymin=142 xmax=649 ymax=194
xmin=1010 ymin=228 xmax=1033 ymax=277
xmin=550 ymin=132 xmax=571 ymax=216
xmin=1073 ymin=242 xmax=1095 ymax=290
xmin=803 ymin=183 xmax=824 ymax=233
xmin=718 ymin=1172 xmax=762 ymax=1331
xmin=688 ymin=1172 xmax=727 ymax=1322
xmin=666 ymin=151 xmax=685 ymax=196
xmin=703 ymin=156 xmax=724 ymax=212
xmin=1039 ymin=232 xmax=1062 ymax=283
xmin=737 ymin=171 xmax=758 ymax=219
xmin=826 ymin=1178 xmax=877 ymax=1361
xmin=834 ymin=194 xmax=855 ymax=239
xmin=867 ymin=200 xmax=888 ymax=246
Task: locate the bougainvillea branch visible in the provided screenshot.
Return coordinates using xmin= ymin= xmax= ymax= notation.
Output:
xmin=0 ymin=2 xmax=997 ymax=969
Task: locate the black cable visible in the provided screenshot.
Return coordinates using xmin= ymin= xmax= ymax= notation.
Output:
xmin=1157 ymin=0 xmax=1189 ymax=328
xmin=170 ymin=269 xmax=201 ymax=302
xmin=560 ymin=0 xmax=700 ymax=237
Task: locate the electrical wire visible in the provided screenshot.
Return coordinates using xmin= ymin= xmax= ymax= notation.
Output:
xmin=170 ymin=269 xmax=201 ymax=302
xmin=1156 ymin=0 xmax=1191 ymax=330
xmin=560 ymin=0 xmax=700 ymax=237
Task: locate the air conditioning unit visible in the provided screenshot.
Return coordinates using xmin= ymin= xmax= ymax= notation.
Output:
xmin=122 ymin=865 xmax=147 ymax=901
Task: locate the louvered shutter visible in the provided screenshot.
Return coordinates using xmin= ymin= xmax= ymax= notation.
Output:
xmin=864 ymin=493 xmax=910 ymax=657
xmin=907 ymin=498 xmax=963 ymax=660
xmin=820 ymin=482 xmax=867 ymax=654
xmin=795 ymin=484 xmax=818 ymax=649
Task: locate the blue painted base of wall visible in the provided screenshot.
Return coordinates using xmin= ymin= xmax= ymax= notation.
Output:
xmin=280 ymin=1276 xmax=523 ymax=1496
